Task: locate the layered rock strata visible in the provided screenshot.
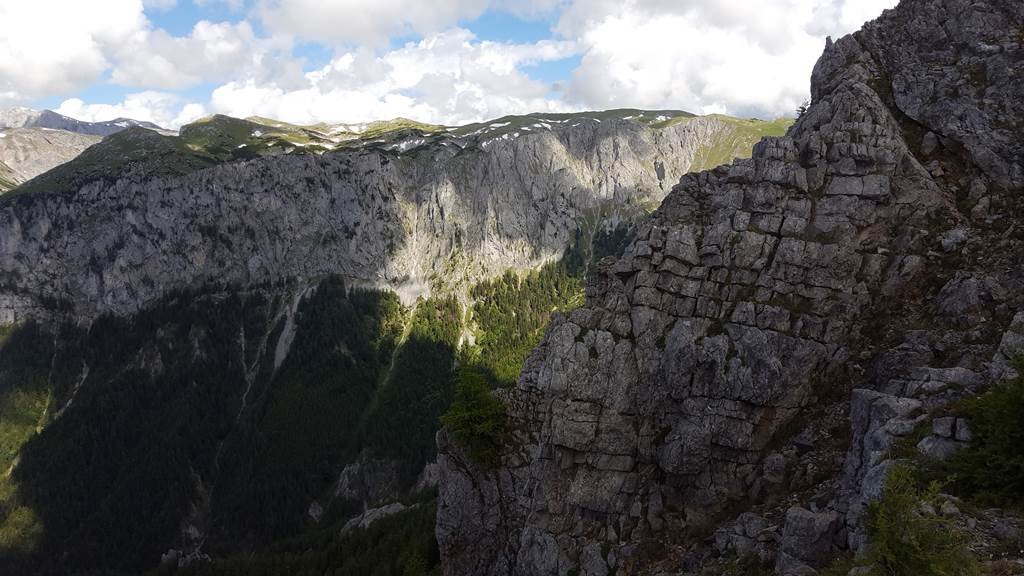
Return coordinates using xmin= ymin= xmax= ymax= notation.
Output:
xmin=437 ymin=1 xmax=1024 ymax=573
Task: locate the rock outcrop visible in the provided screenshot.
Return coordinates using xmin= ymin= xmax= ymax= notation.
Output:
xmin=0 ymin=128 xmax=101 ymax=191
xmin=0 ymin=114 xmax=761 ymax=319
xmin=436 ymin=0 xmax=1024 ymax=574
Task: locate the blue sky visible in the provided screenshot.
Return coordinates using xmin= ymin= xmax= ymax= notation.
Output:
xmin=0 ymin=0 xmax=898 ymax=128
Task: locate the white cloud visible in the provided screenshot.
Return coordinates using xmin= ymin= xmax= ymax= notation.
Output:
xmin=805 ymin=0 xmax=899 ymax=37
xmin=256 ymin=0 xmax=491 ymax=46
xmin=55 ymin=92 xmax=206 ymax=129
xmin=0 ymin=0 xmax=296 ymax=104
xmin=0 ymin=0 xmax=148 ymax=101
xmin=194 ymin=0 xmax=245 ymax=9
xmin=492 ymin=0 xmax=565 ymax=19
xmin=8 ymin=0 xmax=899 ymax=128
xmin=557 ymin=0 xmax=898 ymax=118
xmin=210 ymin=29 xmax=578 ymax=125
xmin=143 ymin=0 xmax=178 ymax=10
xmin=109 ymin=20 xmax=301 ymax=90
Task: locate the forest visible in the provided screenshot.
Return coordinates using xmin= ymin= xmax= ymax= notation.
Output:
xmin=0 ymin=222 xmax=627 ymax=574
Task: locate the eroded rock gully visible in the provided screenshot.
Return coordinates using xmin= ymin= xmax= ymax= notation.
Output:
xmin=436 ymin=0 xmax=1024 ymax=574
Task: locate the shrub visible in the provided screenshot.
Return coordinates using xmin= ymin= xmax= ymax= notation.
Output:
xmin=865 ymin=464 xmax=981 ymax=576
xmin=942 ymin=375 xmax=1024 ymax=508
xmin=795 ymin=100 xmax=810 ymax=120
xmin=440 ymin=368 xmax=507 ymax=467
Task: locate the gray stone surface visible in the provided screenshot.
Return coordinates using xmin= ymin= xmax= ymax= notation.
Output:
xmin=776 ymin=507 xmax=841 ymax=573
xmin=932 ymin=416 xmax=956 ymax=438
xmin=339 ymin=502 xmax=410 ymax=536
xmin=0 ymin=127 xmax=100 ymax=189
xmin=916 ymin=435 xmax=963 ymax=460
xmin=437 ymin=1 xmax=1024 ymax=573
xmin=991 ymin=312 xmax=1024 ymax=381
xmin=0 ymin=115 xmax=748 ymax=319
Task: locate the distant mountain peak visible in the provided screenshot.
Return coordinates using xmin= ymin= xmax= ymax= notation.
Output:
xmin=0 ymin=107 xmax=170 ymax=136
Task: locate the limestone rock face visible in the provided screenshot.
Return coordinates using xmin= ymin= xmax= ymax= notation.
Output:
xmin=436 ymin=0 xmax=1024 ymax=574
xmin=0 ymin=116 xmax=741 ymax=319
xmin=0 ymin=127 xmax=101 ymax=190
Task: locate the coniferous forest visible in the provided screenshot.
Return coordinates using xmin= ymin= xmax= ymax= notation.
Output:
xmin=0 ymin=241 xmax=601 ymax=575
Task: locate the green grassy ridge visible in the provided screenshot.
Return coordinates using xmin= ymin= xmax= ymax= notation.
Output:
xmin=246 ymin=115 xmax=445 ymax=150
xmin=181 ymin=114 xmax=335 ymax=157
xmin=4 ymin=116 xmax=335 ymax=199
xmin=2 ymin=110 xmax=793 ymax=199
xmin=248 ymin=116 xmax=444 ymax=140
xmin=447 ymin=108 xmax=695 ymax=139
xmin=357 ymin=118 xmax=445 ymax=140
xmin=672 ymin=115 xmax=793 ymax=172
xmin=2 ymin=115 xmax=436 ymax=198
xmin=6 ymin=127 xmax=217 ymax=199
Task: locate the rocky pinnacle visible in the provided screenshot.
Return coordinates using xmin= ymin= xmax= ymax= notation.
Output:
xmin=435 ymin=0 xmax=1024 ymax=574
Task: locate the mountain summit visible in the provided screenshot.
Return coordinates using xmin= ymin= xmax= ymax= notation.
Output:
xmin=0 ymin=107 xmax=168 ymax=137
xmin=0 ymin=108 xmax=174 ymax=193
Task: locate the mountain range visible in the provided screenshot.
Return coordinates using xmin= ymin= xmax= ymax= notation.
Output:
xmin=0 ymin=108 xmax=789 ymax=319
xmin=0 ymin=107 xmax=167 ymax=136
xmin=0 ymin=103 xmax=789 ymax=574
xmin=0 ymin=0 xmax=1022 ymax=574
xmin=0 ymin=107 xmax=172 ymax=193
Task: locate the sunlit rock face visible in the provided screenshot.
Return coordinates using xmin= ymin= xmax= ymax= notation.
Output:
xmin=436 ymin=0 xmax=1024 ymax=574
xmin=0 ymin=114 xmax=743 ymax=319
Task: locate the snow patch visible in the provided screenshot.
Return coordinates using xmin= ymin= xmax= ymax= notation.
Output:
xmin=392 ymin=138 xmax=426 ymax=152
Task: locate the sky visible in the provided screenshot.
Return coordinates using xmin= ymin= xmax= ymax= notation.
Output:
xmin=0 ymin=0 xmax=899 ymax=129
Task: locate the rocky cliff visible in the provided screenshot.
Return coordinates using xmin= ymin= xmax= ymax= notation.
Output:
xmin=0 ymin=128 xmax=101 ymax=192
xmin=0 ymin=105 xmax=793 ymax=575
xmin=436 ymin=0 xmax=1024 ymax=574
xmin=0 ymin=112 xmax=781 ymax=321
